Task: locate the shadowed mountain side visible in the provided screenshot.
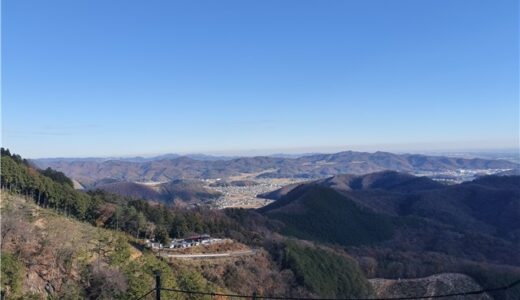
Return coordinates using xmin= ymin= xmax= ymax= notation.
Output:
xmin=259 ymin=173 xmax=520 ymax=265
xmin=258 ymin=171 xmax=444 ymax=200
xmin=93 ymin=181 xmax=165 ymax=201
xmin=161 ymin=179 xmax=222 ymax=205
xmin=259 ymin=185 xmax=396 ymax=246
xmin=257 ymin=182 xmax=306 ymax=200
xmin=322 ymin=171 xmax=444 ymax=192
xmin=93 ymin=179 xmax=222 ymax=206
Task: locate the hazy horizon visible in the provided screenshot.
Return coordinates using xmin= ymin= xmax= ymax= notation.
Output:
xmin=26 ymin=142 xmax=520 ymax=160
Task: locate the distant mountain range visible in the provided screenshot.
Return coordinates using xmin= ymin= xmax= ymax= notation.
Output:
xmin=33 ymin=153 xmax=238 ymax=164
xmin=31 ymin=150 xmax=519 ymax=187
xmin=259 ymin=172 xmax=520 ymax=267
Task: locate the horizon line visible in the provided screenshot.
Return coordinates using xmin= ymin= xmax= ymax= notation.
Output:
xmin=24 ymin=146 xmax=520 ymax=160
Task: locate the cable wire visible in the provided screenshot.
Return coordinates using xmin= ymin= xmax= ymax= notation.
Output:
xmin=133 ymin=288 xmax=156 ymax=300
xmin=157 ymin=278 xmax=520 ymax=300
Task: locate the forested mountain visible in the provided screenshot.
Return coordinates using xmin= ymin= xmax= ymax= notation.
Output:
xmin=260 ymin=171 xmax=520 ymax=245
xmin=0 ymin=149 xmax=372 ymax=299
xmin=32 ymin=150 xmax=518 ymax=186
xmin=1 ymin=193 xmax=220 ymax=299
xmin=94 ymin=179 xmax=222 ymax=206
xmin=92 ymin=181 xmax=164 ymax=201
xmin=2 ymin=148 xmax=520 ymax=299
xmin=259 ymin=171 xmax=444 ymax=199
xmin=258 ymin=171 xmax=520 ymax=299
xmin=161 ymin=180 xmax=222 ymax=205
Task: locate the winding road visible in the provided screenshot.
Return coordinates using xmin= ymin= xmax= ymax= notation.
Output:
xmin=158 ymin=249 xmax=256 ymax=259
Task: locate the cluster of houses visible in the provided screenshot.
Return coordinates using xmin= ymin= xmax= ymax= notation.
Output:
xmin=145 ymin=234 xmax=223 ymax=250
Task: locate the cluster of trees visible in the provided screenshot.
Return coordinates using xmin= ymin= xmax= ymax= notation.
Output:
xmin=0 ymin=191 xmax=218 ymax=300
xmin=267 ymin=239 xmax=373 ymax=299
xmin=1 ymin=152 xmax=94 ymax=220
xmin=0 ymin=149 xmax=261 ymax=246
xmin=0 ymin=148 xmax=26 ymax=164
xmin=39 ymin=167 xmax=74 ymax=187
xmin=1 ymin=148 xmax=378 ymax=298
xmin=126 ymin=199 xmax=250 ymax=241
xmin=0 ymin=149 xmax=379 ymax=296
xmin=0 ymin=252 xmax=24 ymax=298
xmin=266 ymin=186 xmax=395 ymax=246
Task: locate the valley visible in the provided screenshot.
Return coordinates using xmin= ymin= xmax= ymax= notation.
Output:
xmin=32 ymin=150 xmax=518 ymax=188
xmin=2 ymin=149 xmax=520 ymax=299
xmin=31 ymin=150 xmax=519 ymax=210
xmin=207 ymin=177 xmax=305 ymax=209
xmin=87 ymin=176 xmax=302 ymax=209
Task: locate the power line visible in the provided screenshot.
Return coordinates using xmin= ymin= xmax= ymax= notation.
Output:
xmin=134 ymin=288 xmax=155 ymax=300
xmin=134 ymin=277 xmax=520 ymax=300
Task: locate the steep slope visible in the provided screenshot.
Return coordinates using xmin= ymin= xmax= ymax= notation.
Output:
xmin=0 ymin=194 xmax=219 ymax=299
xmin=404 ymin=175 xmax=520 ymax=240
xmin=260 ymin=173 xmax=520 ymax=267
xmin=259 ymin=185 xmax=396 ymax=246
xmin=160 ymin=179 xmax=222 ymax=205
xmin=260 ymin=172 xmax=520 ymax=240
xmin=257 ymin=182 xmax=305 ymax=200
xmin=94 ymin=181 xmax=164 ymax=201
xmin=94 ymin=179 xmax=223 ymax=206
xmin=273 ymin=240 xmax=373 ymax=298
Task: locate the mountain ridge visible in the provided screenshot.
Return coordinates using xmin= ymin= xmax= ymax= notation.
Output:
xmin=31 ymin=150 xmax=518 ymax=186
xmin=259 ymin=172 xmax=520 ymax=266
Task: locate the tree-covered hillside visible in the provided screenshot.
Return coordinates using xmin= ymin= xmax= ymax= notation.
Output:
xmin=261 ymin=185 xmax=396 ymax=246
xmin=3 ymin=148 xmax=519 ymax=299
xmin=259 ymin=172 xmax=520 ymax=299
xmin=0 ymin=148 xmax=376 ymax=299
xmin=1 ymin=193 xmax=218 ymax=299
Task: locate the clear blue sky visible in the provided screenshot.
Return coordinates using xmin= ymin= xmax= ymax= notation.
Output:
xmin=2 ymin=0 xmax=519 ymax=158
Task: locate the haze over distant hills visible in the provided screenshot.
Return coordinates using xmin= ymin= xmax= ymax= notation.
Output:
xmin=32 ymin=150 xmax=519 ymax=187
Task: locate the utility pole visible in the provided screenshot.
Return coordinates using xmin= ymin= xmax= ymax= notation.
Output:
xmin=97 ymin=237 xmax=101 ymax=270
xmin=155 ymin=270 xmax=161 ymax=300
